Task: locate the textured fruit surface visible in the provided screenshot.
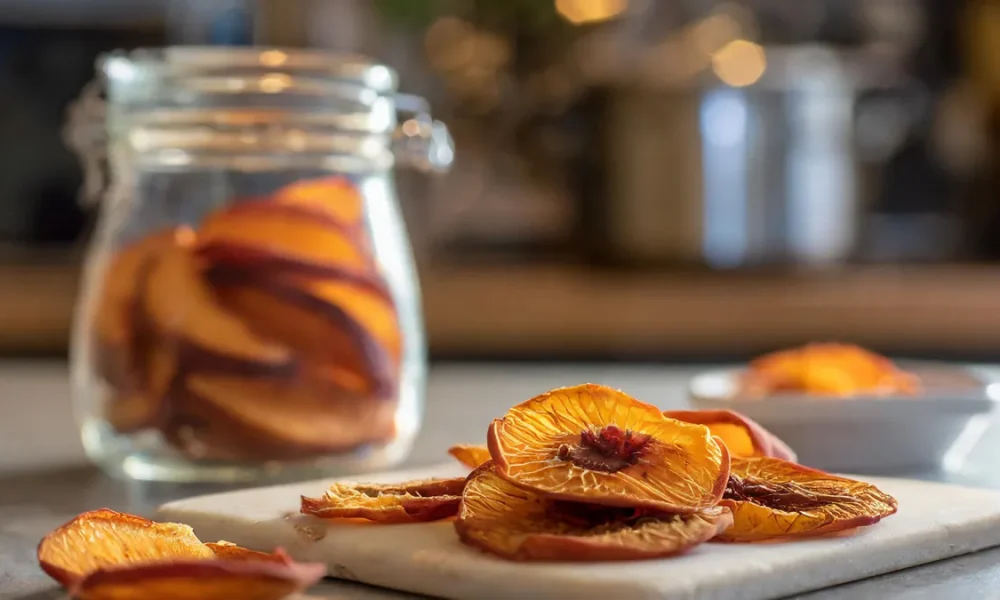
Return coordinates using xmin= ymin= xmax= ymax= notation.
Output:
xmin=448 ymin=444 xmax=492 ymax=469
xmin=36 ymin=509 xmax=214 ymax=586
xmin=455 ymin=464 xmax=732 ymax=562
xmin=488 ymin=383 xmax=729 ymax=512
xmin=718 ymin=457 xmax=898 ymax=542
xmin=301 ymin=478 xmax=465 ymax=523
xmin=743 ymin=342 xmax=920 ymax=397
xmin=664 ymin=409 xmax=797 ymax=462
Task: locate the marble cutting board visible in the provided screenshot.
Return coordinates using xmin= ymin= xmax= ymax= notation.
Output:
xmin=159 ymin=463 xmax=1000 ymax=600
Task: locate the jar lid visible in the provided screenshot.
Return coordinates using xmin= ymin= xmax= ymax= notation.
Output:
xmin=101 ymin=46 xmax=398 ymax=94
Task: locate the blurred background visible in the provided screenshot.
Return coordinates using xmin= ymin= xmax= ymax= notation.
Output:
xmin=3 ymin=0 xmax=1000 ymax=363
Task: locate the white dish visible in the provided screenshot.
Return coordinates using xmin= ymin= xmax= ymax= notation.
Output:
xmin=687 ymin=362 xmax=1000 ymax=474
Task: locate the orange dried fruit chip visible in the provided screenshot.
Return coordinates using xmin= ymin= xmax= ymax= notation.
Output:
xmin=488 ymin=383 xmax=730 ymax=512
xmin=718 ymin=457 xmax=898 ymax=542
xmin=744 ymin=342 xmax=920 ymax=397
xmin=205 ymin=541 xmax=289 ymax=563
xmin=664 ymin=409 xmax=797 ymax=462
xmin=455 ymin=463 xmax=732 ymax=562
xmin=37 ymin=509 xmax=214 ymax=587
xmin=448 ymin=444 xmax=492 ymax=469
xmin=301 ymin=478 xmax=466 ymax=523
xmin=71 ymin=551 xmax=325 ymax=600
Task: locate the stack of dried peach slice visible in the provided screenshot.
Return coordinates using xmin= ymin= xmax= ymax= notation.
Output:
xmin=37 ymin=509 xmax=324 ymax=599
xmin=302 ymin=383 xmax=898 ymax=561
xmin=91 ymin=176 xmax=401 ymax=461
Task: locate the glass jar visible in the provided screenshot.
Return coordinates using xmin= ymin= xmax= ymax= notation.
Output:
xmin=64 ymin=47 xmax=453 ymax=482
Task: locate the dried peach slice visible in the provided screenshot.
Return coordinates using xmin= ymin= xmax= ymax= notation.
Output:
xmin=488 ymin=383 xmax=730 ymax=512
xmin=273 ymin=175 xmax=365 ymax=225
xmin=36 ymin=509 xmax=214 ymax=587
xmin=664 ymin=409 xmax=797 ymax=462
xmin=301 ymin=478 xmax=465 ymax=523
xmin=743 ymin=342 xmax=920 ymax=397
xmin=448 ymin=444 xmax=492 ymax=469
xmin=198 ymin=200 xmax=372 ymax=272
xmin=164 ymin=373 xmax=398 ymax=461
xmin=456 ymin=464 xmax=732 ymax=562
xmin=205 ymin=542 xmax=293 ymax=563
xmin=718 ymin=457 xmax=898 ymax=542
xmin=91 ymin=227 xmax=192 ymax=390
xmin=140 ymin=239 xmax=295 ymax=378
xmin=205 ymin=268 xmax=396 ymax=397
xmin=72 ymin=557 xmax=325 ymax=600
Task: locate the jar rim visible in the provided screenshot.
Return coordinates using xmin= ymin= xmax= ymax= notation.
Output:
xmin=98 ymin=46 xmax=398 ymax=93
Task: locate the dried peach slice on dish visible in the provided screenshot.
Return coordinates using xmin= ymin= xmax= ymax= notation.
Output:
xmin=448 ymin=444 xmax=492 ymax=469
xmin=488 ymin=383 xmax=730 ymax=512
xmin=743 ymin=342 xmax=920 ymax=397
xmin=301 ymin=478 xmax=465 ymax=523
xmin=456 ymin=463 xmax=732 ymax=562
xmin=664 ymin=409 xmax=797 ymax=462
xmin=718 ymin=457 xmax=898 ymax=542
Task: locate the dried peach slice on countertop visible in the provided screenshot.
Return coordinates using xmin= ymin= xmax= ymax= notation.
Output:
xmin=38 ymin=509 xmax=325 ymax=599
xmin=72 ymin=557 xmax=325 ymax=600
xmin=718 ymin=456 xmax=898 ymax=542
xmin=488 ymin=383 xmax=730 ymax=512
xmin=301 ymin=477 xmax=465 ymax=523
xmin=743 ymin=342 xmax=920 ymax=397
xmin=448 ymin=444 xmax=492 ymax=469
xmin=664 ymin=409 xmax=797 ymax=462
xmin=36 ymin=509 xmax=214 ymax=587
xmin=455 ymin=463 xmax=732 ymax=562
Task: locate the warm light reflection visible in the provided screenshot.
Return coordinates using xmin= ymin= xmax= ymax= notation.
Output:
xmin=259 ymin=50 xmax=288 ymax=67
xmin=711 ymin=40 xmax=766 ymax=87
xmin=425 ymin=17 xmax=476 ymax=71
xmin=556 ymin=0 xmax=629 ymax=25
xmin=691 ymin=13 xmax=742 ymax=56
xmin=259 ymin=73 xmax=292 ymax=93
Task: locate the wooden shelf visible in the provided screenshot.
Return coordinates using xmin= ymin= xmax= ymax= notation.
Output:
xmin=421 ymin=264 xmax=1000 ymax=356
xmin=2 ymin=260 xmax=1000 ymax=357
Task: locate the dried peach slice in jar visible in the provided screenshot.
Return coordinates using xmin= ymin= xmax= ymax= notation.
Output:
xmin=664 ymin=409 xmax=797 ymax=462
xmin=718 ymin=457 xmax=898 ymax=542
xmin=272 ymin=175 xmax=366 ymax=226
xmin=301 ymin=478 xmax=466 ymax=523
xmin=488 ymin=383 xmax=730 ymax=512
xmin=448 ymin=444 xmax=492 ymax=469
xmin=456 ymin=463 xmax=732 ymax=562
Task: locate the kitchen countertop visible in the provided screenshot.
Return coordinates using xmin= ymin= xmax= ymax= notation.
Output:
xmin=4 ymin=362 xmax=1000 ymax=599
